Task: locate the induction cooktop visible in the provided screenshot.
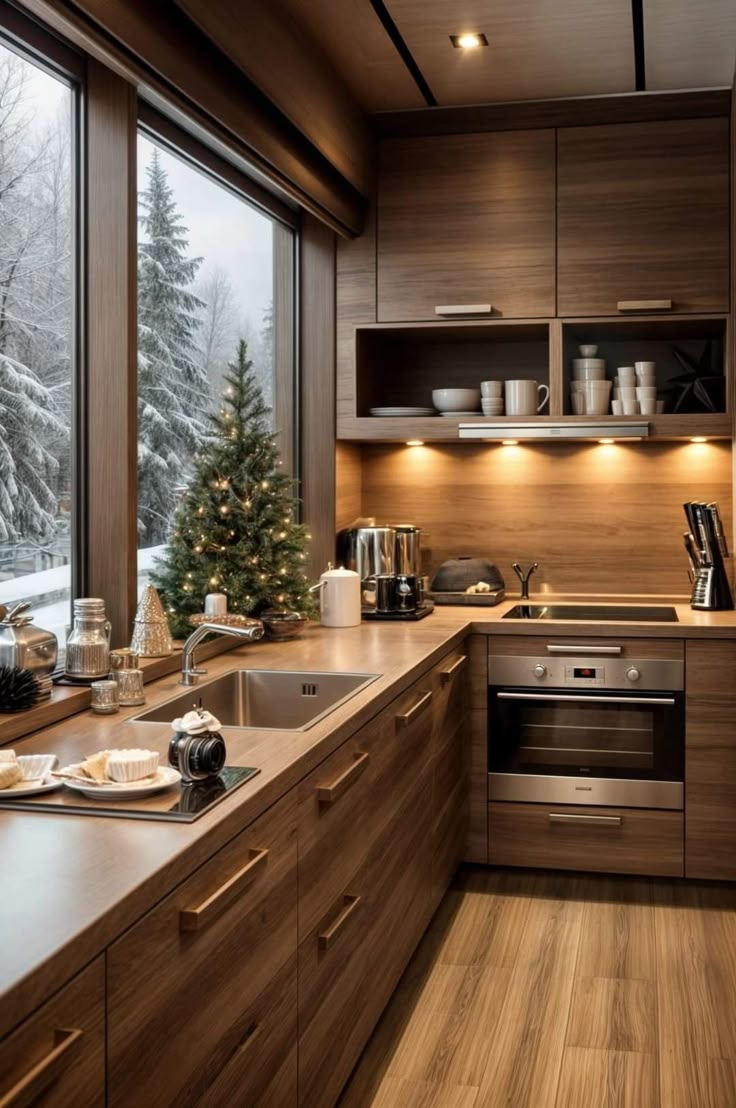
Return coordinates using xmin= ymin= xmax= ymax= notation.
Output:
xmin=503 ymin=604 xmax=679 ymax=622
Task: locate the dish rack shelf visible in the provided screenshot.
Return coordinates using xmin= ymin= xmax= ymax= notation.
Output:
xmin=337 ymin=315 xmax=731 ymax=443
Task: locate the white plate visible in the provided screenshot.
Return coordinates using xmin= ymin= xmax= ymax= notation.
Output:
xmin=439 ymin=410 xmax=481 ymax=417
xmin=369 ymin=407 xmax=436 ymax=417
xmin=0 ymin=777 xmax=63 ymax=798
xmin=61 ymin=765 xmax=181 ymax=800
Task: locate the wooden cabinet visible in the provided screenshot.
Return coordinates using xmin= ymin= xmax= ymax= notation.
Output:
xmin=685 ymin=640 xmax=736 ymax=880
xmin=107 ymin=793 xmax=298 ymax=1108
xmin=558 ymin=117 xmax=730 ymax=316
xmin=430 ymin=649 xmax=470 ymax=908
xmin=377 ymin=130 xmax=556 ymax=321
xmin=0 ymin=959 xmax=105 ymax=1108
xmin=488 ymin=801 xmax=683 ymax=877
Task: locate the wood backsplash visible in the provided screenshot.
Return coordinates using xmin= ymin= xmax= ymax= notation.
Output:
xmin=356 ymin=441 xmax=732 ymax=595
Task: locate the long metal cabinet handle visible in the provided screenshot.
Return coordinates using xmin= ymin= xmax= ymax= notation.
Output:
xmin=396 ymin=690 xmax=433 ymax=727
xmin=434 ymin=303 xmax=493 ymax=316
xmin=317 ymin=751 xmax=370 ymax=804
xmin=546 ymin=644 xmax=622 ymax=655
xmin=496 ymin=691 xmax=676 ymax=706
xmin=440 ymin=655 xmax=467 ymax=683
xmin=0 ymin=1028 xmax=84 ymax=1108
xmin=617 ymin=299 xmax=673 ymax=312
xmin=549 ymin=813 xmax=623 ymax=827
xmin=179 ymin=847 xmax=269 ymax=932
xmin=318 ymin=894 xmax=361 ymax=950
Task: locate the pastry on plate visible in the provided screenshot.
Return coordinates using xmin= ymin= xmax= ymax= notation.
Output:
xmin=0 ymin=760 xmax=22 ymax=789
xmin=106 ymin=749 xmax=159 ymax=783
xmin=79 ymin=750 xmax=111 ymax=782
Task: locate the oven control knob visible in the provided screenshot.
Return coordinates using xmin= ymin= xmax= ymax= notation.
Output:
xmin=626 ymin=666 xmax=641 ymax=682
xmin=532 ymin=664 xmax=547 ymax=679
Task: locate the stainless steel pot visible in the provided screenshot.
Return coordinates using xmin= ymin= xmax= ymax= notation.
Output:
xmin=394 ymin=525 xmax=422 ymax=578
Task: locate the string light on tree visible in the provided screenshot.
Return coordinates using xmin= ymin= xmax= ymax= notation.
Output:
xmin=151 ymin=339 xmax=315 ymax=635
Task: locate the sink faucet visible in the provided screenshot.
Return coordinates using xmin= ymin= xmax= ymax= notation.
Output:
xmin=180 ymin=622 xmax=264 ymax=686
xmin=512 ymin=562 xmax=539 ymax=600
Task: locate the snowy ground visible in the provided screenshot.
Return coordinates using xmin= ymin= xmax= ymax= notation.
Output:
xmin=0 ymin=544 xmax=166 ymax=652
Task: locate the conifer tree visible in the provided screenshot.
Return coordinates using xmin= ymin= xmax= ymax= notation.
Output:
xmin=137 ymin=147 xmax=210 ymax=546
xmin=152 ymin=340 xmax=313 ymax=636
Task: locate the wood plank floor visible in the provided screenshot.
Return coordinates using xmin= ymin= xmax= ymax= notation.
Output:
xmin=339 ymin=867 xmax=736 ymax=1108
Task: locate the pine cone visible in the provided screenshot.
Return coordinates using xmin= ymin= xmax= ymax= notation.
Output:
xmin=0 ymin=666 xmax=42 ymax=713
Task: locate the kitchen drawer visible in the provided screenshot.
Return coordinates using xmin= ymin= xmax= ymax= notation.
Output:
xmin=195 ymin=955 xmax=297 ymax=1108
xmin=488 ymin=636 xmax=684 ymax=660
xmin=108 ymin=792 xmax=297 ymax=1107
xmin=0 ymin=958 xmax=104 ymax=1108
xmin=488 ymin=801 xmax=683 ymax=877
xmin=298 ymin=677 xmax=434 ymax=941
xmin=431 ymin=648 xmax=470 ymax=741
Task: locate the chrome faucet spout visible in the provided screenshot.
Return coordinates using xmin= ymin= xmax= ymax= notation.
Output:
xmin=180 ymin=622 xmax=264 ymax=686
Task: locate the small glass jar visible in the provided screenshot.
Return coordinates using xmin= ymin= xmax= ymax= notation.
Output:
xmin=65 ymin=598 xmax=112 ymax=679
xmin=115 ymin=668 xmax=145 ymax=707
xmin=90 ymin=679 xmax=119 ymax=714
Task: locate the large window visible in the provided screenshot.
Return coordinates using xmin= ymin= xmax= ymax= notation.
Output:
xmin=136 ymin=124 xmax=297 ymax=592
xmin=0 ymin=34 xmax=77 ymax=646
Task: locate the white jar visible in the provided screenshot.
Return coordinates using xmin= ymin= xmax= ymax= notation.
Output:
xmin=319 ymin=566 xmax=361 ymax=628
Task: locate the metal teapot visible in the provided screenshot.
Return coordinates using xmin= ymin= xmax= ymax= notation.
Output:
xmin=0 ymin=602 xmax=58 ymax=676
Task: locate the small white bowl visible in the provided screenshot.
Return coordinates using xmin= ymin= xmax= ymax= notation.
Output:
xmin=578 ymin=344 xmax=598 ymax=357
xmin=432 ymin=388 xmax=481 ymax=413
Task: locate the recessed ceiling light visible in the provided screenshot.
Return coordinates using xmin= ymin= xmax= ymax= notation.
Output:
xmin=450 ymin=32 xmax=488 ymax=49
xmin=598 ymin=438 xmax=616 ymax=445
xmin=690 ymin=436 xmax=708 ymax=443
xmin=500 ymin=439 xmax=518 ymax=446
xmin=406 ymin=439 xmax=424 ymax=447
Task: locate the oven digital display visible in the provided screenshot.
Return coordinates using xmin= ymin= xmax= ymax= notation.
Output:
xmin=573 ymin=666 xmax=598 ymax=679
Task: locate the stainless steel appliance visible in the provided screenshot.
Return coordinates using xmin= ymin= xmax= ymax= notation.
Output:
xmin=683 ymin=501 xmax=734 ymax=611
xmin=488 ymin=643 xmax=684 ymax=809
xmin=337 ymin=523 xmax=433 ymax=619
xmin=0 ymin=602 xmax=57 ymax=679
xmin=503 ymin=604 xmax=679 ymax=622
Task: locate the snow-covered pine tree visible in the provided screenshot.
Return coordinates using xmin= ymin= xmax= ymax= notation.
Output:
xmin=152 ymin=339 xmax=314 ymax=636
xmin=0 ymin=354 xmax=67 ymax=542
xmin=138 ymin=147 xmax=210 ymax=546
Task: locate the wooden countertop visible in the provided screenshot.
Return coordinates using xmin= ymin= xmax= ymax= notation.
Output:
xmin=3 ymin=596 xmax=736 ymax=1036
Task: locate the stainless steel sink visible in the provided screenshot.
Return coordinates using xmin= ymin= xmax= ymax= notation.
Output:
xmin=129 ymin=669 xmax=380 ymax=732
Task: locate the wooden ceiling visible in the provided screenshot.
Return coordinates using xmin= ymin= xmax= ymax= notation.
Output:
xmin=280 ymin=0 xmax=736 ymax=111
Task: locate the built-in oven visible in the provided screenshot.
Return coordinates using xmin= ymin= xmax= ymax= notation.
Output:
xmin=488 ymin=644 xmax=684 ymax=810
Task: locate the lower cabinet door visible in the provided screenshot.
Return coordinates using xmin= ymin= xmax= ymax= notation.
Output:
xmin=488 ymin=801 xmax=683 ymax=877
xmin=107 ymin=793 xmax=298 ymax=1107
xmin=0 ymin=958 xmax=105 ymax=1108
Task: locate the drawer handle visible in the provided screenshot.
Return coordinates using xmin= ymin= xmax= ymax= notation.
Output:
xmin=546 ymin=644 xmax=622 ymax=655
xmin=617 ymin=299 xmax=673 ymax=312
xmin=549 ymin=813 xmax=622 ymax=827
xmin=435 ymin=303 xmax=493 ymax=316
xmin=396 ymin=690 xmax=433 ymax=728
xmin=0 ymin=1027 xmax=83 ymax=1108
xmin=318 ymin=894 xmax=361 ymax=950
xmin=440 ymin=655 xmax=467 ymax=683
xmin=179 ymin=847 xmax=269 ymax=932
xmin=317 ymin=751 xmax=370 ymax=804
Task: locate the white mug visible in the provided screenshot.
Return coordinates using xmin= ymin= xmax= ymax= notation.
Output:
xmin=481 ymin=380 xmax=503 ymax=398
xmin=505 ymin=379 xmax=549 ymax=416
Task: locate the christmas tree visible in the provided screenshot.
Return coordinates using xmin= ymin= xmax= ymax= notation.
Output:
xmin=138 ymin=147 xmax=210 ymax=546
xmin=152 ymin=339 xmax=314 ymax=637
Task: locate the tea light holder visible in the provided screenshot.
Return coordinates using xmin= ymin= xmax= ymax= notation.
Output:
xmin=90 ymin=679 xmax=119 ymax=714
xmin=115 ymin=668 xmax=145 ymax=707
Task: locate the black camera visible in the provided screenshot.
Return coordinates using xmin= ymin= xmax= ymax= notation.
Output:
xmin=168 ymin=730 xmax=226 ymax=784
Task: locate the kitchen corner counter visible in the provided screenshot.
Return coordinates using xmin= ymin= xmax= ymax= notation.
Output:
xmin=4 ymin=596 xmax=736 ymax=1038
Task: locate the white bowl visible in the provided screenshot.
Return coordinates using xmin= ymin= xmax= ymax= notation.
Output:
xmin=578 ymin=345 xmax=598 ymax=357
xmin=432 ymin=388 xmax=481 ymax=413
xmin=572 ymin=358 xmax=606 ymax=372
xmin=572 ymin=365 xmax=606 ymax=381
xmin=17 ymin=754 xmax=57 ymax=781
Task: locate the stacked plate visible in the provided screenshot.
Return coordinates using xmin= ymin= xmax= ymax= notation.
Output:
xmin=369 ymin=407 xmax=436 ymax=417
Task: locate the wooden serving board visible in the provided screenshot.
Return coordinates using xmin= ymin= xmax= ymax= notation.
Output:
xmin=430 ymin=590 xmax=505 ymax=607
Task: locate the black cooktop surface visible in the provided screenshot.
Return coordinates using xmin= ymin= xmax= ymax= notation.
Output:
xmin=503 ymin=604 xmax=679 ymax=622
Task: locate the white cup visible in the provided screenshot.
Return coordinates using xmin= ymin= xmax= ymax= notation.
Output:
xmin=572 ymin=365 xmax=606 ymax=381
xmin=617 ymin=366 xmax=636 ymax=380
xmin=505 ymin=379 xmax=550 ymax=415
xmin=619 ymin=386 xmax=637 ymax=400
xmin=636 ymin=386 xmax=657 ymax=399
xmin=582 ymin=379 xmax=612 ymax=416
xmin=571 ymin=391 xmax=585 ymax=414
xmin=639 ymin=398 xmax=657 ymax=415
xmin=611 ymin=399 xmax=623 ymax=415
xmin=481 ymin=380 xmax=503 ymax=398
xmin=636 ymin=374 xmax=656 ymax=387
xmin=635 ymin=361 xmax=656 ymax=373
xmin=622 ymin=396 xmax=639 ymax=415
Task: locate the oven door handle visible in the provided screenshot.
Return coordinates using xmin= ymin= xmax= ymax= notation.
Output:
xmin=546 ymin=644 xmax=622 ymax=655
xmin=495 ymin=691 xmax=677 ymax=706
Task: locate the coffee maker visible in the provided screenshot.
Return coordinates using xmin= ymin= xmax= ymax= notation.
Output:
xmin=336 ymin=523 xmax=433 ymax=620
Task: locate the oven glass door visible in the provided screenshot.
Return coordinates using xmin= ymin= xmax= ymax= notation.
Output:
xmin=489 ymin=688 xmax=684 ymax=783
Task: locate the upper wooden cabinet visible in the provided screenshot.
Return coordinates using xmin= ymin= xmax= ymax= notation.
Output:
xmin=377 ymin=130 xmax=556 ymax=321
xmin=557 ymin=117 xmax=730 ymax=316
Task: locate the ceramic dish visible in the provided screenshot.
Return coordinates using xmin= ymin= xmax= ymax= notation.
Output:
xmin=61 ymin=765 xmax=181 ymax=800
xmin=17 ymin=753 xmax=57 ymax=781
xmin=0 ymin=777 xmax=62 ymax=798
xmin=368 ymin=407 xmax=436 ymax=417
xmin=438 ymin=410 xmax=481 ymax=417
xmin=431 ymin=388 xmax=481 ymax=413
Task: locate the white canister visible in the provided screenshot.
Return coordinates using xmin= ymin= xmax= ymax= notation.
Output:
xmin=319 ymin=566 xmax=361 ymax=628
